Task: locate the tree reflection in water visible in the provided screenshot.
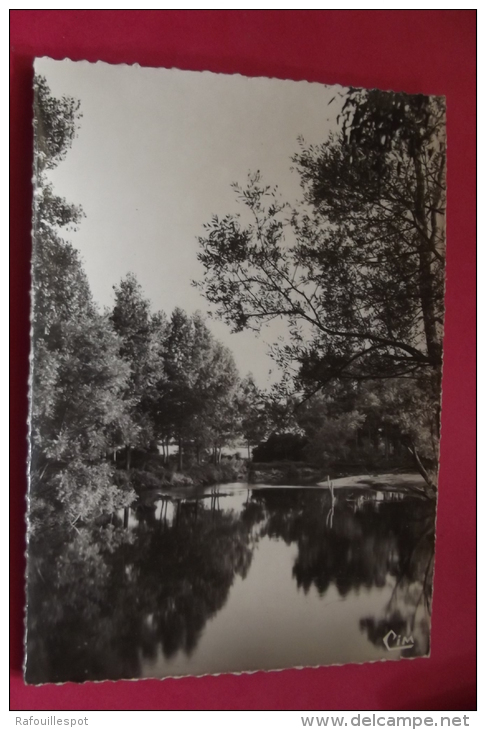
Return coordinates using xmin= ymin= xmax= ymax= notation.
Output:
xmin=26 ymin=498 xmax=257 ymax=683
xmin=25 ymin=485 xmax=435 ymax=683
xmin=253 ymin=487 xmax=435 ymax=657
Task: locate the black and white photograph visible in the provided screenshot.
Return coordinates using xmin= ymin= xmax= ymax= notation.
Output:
xmin=25 ymin=58 xmax=446 ymax=684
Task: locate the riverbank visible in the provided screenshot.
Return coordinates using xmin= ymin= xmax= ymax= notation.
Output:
xmin=249 ymin=463 xmax=432 ymax=497
xmin=124 ymin=457 xmax=248 ymax=494
xmin=125 ymin=455 xmax=430 ymax=498
xmin=319 ymin=472 xmax=427 ymax=491
xmin=249 ymin=461 xmax=322 ymax=486
xmin=249 ymin=461 xmax=424 ymax=484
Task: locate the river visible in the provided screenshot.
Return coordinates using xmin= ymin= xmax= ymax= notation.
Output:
xmin=25 ymin=482 xmax=435 ymax=683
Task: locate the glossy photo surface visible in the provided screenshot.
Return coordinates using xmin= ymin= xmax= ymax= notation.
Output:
xmin=26 ymin=59 xmax=445 ymax=683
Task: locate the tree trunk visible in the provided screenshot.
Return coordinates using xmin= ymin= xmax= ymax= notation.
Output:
xmin=414 ymin=155 xmax=443 ymax=370
xmin=407 ymin=442 xmax=437 ymax=497
xmin=178 ymin=437 xmax=183 ymax=471
xmin=413 ymin=154 xmax=443 ymax=481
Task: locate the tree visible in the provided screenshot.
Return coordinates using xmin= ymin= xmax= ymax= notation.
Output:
xmin=161 ymin=308 xmax=202 ymax=468
xmin=111 ymin=273 xmax=152 ymax=372
xmin=199 ymin=340 xmax=241 ymax=463
xmin=237 ymin=375 xmax=269 ymax=458
xmin=294 ymin=89 xmax=445 ymax=380
xmin=110 ymin=273 xmax=167 ymax=463
xmin=195 ymin=88 xmax=446 ymax=490
xmin=30 ymin=76 xmax=135 ymax=528
xmin=34 ymin=74 xmax=81 ymax=174
xmin=377 ymin=373 xmax=440 ymax=487
xmin=160 ymin=309 xmax=241 ymax=468
xmin=32 ymin=75 xmax=90 ymax=343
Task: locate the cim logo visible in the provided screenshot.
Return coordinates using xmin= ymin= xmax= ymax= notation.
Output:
xmin=383 ymin=630 xmax=415 ymax=651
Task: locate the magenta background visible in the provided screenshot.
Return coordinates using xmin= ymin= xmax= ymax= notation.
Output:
xmin=10 ymin=10 xmax=476 ymax=711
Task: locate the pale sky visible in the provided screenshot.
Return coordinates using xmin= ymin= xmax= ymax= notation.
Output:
xmin=36 ymin=58 xmax=341 ymax=388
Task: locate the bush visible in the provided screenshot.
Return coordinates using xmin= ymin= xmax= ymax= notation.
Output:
xmin=129 ymin=469 xmax=167 ymax=491
xmin=252 ymin=433 xmax=309 ymax=463
xmin=55 ymin=460 xmax=135 ymax=524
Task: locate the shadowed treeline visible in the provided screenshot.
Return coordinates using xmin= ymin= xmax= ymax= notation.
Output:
xmin=253 ymin=488 xmax=434 ymax=657
xmin=25 ymin=498 xmax=258 ymax=683
xmin=26 ymin=486 xmax=433 ymax=682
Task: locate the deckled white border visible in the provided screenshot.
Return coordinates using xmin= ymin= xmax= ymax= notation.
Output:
xmin=23 ymin=56 xmax=442 ymax=686
xmin=23 ymin=59 xmax=39 ymax=686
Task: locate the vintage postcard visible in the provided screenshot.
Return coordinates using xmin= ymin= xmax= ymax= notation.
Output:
xmin=25 ymin=58 xmax=445 ymax=683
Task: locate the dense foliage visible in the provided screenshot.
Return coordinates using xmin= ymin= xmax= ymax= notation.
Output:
xmin=26 ymin=75 xmax=440 ymax=684
xmin=31 ymin=77 xmax=134 ymax=531
xmin=29 ymin=77 xmax=265 ymax=532
xmin=196 ymin=88 xmax=446 ymax=490
xmin=30 ymin=77 xmax=444 ymax=538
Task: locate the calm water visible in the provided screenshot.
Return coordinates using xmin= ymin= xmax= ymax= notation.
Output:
xmin=25 ymin=483 xmax=435 ymax=683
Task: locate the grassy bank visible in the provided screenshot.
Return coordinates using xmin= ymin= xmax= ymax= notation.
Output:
xmin=116 ymin=453 xmax=428 ymax=495
xmin=248 ymin=461 xmax=428 ymax=491
xmin=115 ymin=454 xmax=249 ymax=493
xmin=249 ymin=461 xmax=323 ymax=485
